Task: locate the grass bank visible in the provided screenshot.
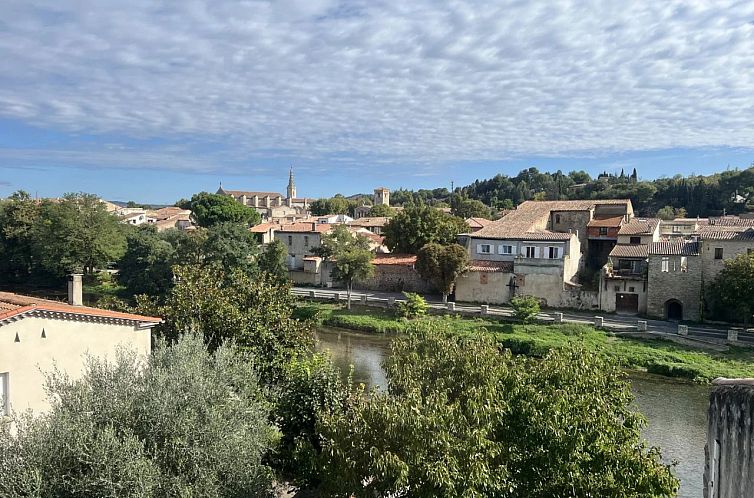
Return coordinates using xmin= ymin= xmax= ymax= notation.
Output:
xmin=296 ymin=301 xmax=754 ymax=383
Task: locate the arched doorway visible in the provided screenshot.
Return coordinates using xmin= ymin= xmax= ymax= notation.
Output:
xmin=665 ymin=300 xmax=683 ymax=321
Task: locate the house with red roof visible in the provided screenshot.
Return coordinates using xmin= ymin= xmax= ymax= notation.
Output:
xmin=0 ymin=275 xmax=161 ymax=415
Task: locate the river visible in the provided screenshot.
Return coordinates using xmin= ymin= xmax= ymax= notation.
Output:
xmin=316 ymin=326 xmax=710 ymax=498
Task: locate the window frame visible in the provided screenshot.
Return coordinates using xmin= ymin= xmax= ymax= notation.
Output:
xmin=661 ymin=257 xmax=669 ymax=272
xmin=479 ymin=244 xmax=492 ymax=254
xmin=0 ymin=372 xmax=8 ymax=417
xmin=714 ymin=248 xmax=723 ymax=260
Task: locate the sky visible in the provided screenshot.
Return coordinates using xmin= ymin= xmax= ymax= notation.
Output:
xmin=2 ymin=0 xmax=754 ymax=204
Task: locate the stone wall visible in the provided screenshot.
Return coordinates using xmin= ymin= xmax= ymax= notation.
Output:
xmin=549 ymin=210 xmax=592 ymax=250
xmin=560 ymin=289 xmax=600 ymax=310
xmin=646 ymin=254 xmax=702 ymax=321
xmin=455 ymin=271 xmax=513 ymax=304
xmin=354 ymin=264 xmax=435 ymax=294
xmin=704 ymin=382 xmax=754 ymax=498
xmin=599 ymin=273 xmax=647 ymax=314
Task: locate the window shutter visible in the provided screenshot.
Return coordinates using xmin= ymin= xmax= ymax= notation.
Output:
xmin=476 ymin=244 xmax=483 ymax=254
xmin=498 ymin=245 xmax=504 ymax=254
xmin=534 ymin=247 xmax=540 ymax=258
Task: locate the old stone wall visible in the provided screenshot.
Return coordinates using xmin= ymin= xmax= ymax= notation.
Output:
xmin=354 ymin=265 xmax=435 ymax=294
xmin=560 ymin=289 xmax=600 ymax=310
xmin=599 ymin=273 xmax=647 ymax=314
xmin=704 ymin=383 xmax=754 ymax=498
xmin=646 ymin=254 xmax=702 ymax=321
xmin=549 ymin=210 xmax=592 ymax=250
xmin=455 ymin=271 xmax=513 ymax=304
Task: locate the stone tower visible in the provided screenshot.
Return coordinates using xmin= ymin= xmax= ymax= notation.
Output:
xmin=287 ymin=167 xmax=297 ymax=200
xmin=374 ymin=187 xmax=390 ymax=206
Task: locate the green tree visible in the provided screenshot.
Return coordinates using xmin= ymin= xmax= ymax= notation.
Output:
xmin=33 ymin=193 xmax=127 ymax=276
xmin=312 ymin=225 xmax=374 ymax=309
xmin=415 ymin=243 xmax=469 ymax=303
xmin=510 ymin=294 xmax=541 ymax=322
xmin=187 ymin=191 xmax=261 ymax=227
xmin=318 ymin=327 xmax=678 ymax=497
xmin=382 ymin=204 xmax=469 ymax=254
xmin=656 ymin=205 xmax=676 ymax=220
xmin=258 ymin=239 xmax=289 ymax=281
xmin=709 ymin=252 xmax=754 ymax=327
xmin=203 ymin=222 xmax=258 ymax=274
xmin=368 ymin=203 xmax=395 ymax=217
xmin=309 ymin=197 xmax=351 ymax=216
xmin=0 ymin=191 xmax=41 ymax=283
xmin=0 ymin=333 xmax=276 ymax=497
xmin=118 ymin=225 xmax=177 ymax=296
xmin=396 ymin=292 xmax=429 ymax=319
xmin=450 ymin=195 xmax=492 ymax=218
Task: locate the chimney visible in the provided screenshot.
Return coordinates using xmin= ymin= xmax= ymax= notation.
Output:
xmin=67 ymin=274 xmax=83 ymax=306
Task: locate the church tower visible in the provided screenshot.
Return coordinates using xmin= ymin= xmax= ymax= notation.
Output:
xmin=287 ymin=167 xmax=297 ymax=200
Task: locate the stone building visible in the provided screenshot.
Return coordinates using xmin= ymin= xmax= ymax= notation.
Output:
xmin=217 ymin=168 xmax=311 ymax=220
xmin=373 ymin=187 xmax=390 ymax=206
xmin=354 ymin=254 xmax=435 ymax=294
xmin=646 ymin=239 xmax=702 ymax=321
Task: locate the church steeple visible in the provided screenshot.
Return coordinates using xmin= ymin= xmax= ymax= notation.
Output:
xmin=287 ymin=166 xmax=296 ymax=200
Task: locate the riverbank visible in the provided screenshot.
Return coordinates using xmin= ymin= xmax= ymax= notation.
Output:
xmin=297 ymin=302 xmax=754 ymax=383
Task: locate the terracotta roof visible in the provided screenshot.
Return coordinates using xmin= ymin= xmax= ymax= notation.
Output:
xmin=472 ymin=200 xmax=631 ymax=240
xmin=618 ymin=218 xmax=660 ymax=235
xmin=373 ymin=254 xmax=417 ymax=266
xmin=708 ymin=217 xmax=754 ymax=227
xmin=609 ymin=244 xmax=648 ymax=258
xmin=587 ymin=216 xmax=625 ymax=228
xmin=0 ymin=292 xmax=161 ymax=324
xmin=465 ymin=217 xmax=493 ymax=229
xmin=349 ymin=217 xmax=390 ymax=228
xmin=467 ymin=260 xmax=514 ymax=273
xmin=149 ymin=207 xmax=190 ymax=220
xmin=220 ymin=188 xmax=284 ymax=198
xmin=276 ymin=222 xmax=332 ymax=233
xmin=249 ymin=222 xmax=281 ymax=233
xmin=648 ymin=240 xmax=700 ymax=256
xmin=699 ymin=227 xmax=754 ymax=240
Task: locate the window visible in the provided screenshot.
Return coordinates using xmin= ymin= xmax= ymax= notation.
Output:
xmin=661 ymin=257 xmax=669 ymax=272
xmin=498 ymin=245 xmax=513 ymax=255
xmin=304 ymin=235 xmax=309 ymax=247
xmin=672 ymin=225 xmax=682 ymax=233
xmin=287 ymin=235 xmax=293 ymax=246
xmin=548 ymin=247 xmax=560 ymax=259
xmin=525 ymin=246 xmax=536 ymax=258
xmin=555 ymin=214 xmax=561 ymax=224
xmin=630 ymin=236 xmax=641 ymax=244
xmin=628 ymin=286 xmax=635 ymax=292
xmin=0 ymin=372 xmax=7 ymax=417
xmin=599 ymin=227 xmax=608 ymax=236
xmin=680 ymin=256 xmax=688 ymax=272
xmin=714 ymin=248 xmax=723 ymax=260
xmin=478 ymin=244 xmax=491 ymax=254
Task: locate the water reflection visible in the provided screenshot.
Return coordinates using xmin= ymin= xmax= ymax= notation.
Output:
xmin=316 ymin=326 xmax=710 ymax=498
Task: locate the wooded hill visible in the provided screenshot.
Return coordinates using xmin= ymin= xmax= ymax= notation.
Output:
xmin=392 ymin=166 xmax=754 ymax=217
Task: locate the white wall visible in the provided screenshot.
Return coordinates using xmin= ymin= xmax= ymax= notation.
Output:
xmin=0 ymin=317 xmax=151 ymax=415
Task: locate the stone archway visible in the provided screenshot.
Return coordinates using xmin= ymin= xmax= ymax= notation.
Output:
xmin=665 ymin=299 xmax=683 ymax=321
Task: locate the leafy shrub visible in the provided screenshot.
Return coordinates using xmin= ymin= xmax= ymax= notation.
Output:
xmin=397 ymin=292 xmax=430 ymax=319
xmin=510 ymin=295 xmax=541 ymax=322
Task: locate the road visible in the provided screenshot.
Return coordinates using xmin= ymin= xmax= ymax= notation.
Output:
xmin=292 ymin=286 xmax=754 ymax=347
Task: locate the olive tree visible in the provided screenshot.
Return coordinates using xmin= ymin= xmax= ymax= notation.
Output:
xmin=318 ymin=325 xmax=678 ymax=497
xmin=0 ymin=333 xmax=277 ymax=497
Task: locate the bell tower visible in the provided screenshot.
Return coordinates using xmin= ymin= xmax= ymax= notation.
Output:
xmin=287 ymin=166 xmax=297 ymax=201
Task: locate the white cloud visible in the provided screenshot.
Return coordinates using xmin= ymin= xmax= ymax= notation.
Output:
xmin=1 ymin=0 xmax=754 ymax=172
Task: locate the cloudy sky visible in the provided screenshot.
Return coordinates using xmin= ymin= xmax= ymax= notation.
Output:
xmin=2 ymin=0 xmax=754 ymax=202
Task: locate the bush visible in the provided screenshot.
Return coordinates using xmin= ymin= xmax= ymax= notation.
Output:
xmin=511 ymin=295 xmax=541 ymax=322
xmin=396 ymin=292 xmax=430 ymax=319
xmin=0 ymin=334 xmax=277 ymax=497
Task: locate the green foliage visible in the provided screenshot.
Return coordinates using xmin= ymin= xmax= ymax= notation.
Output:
xmin=273 ymin=353 xmax=349 ymax=487
xmin=202 ymin=222 xmax=258 ymax=274
xmin=0 ymin=333 xmax=276 ymax=497
xmin=450 ymin=194 xmax=492 ymax=218
xmin=313 ymin=225 xmax=374 ymax=309
xmin=258 ymin=239 xmax=289 ymax=281
xmin=311 ymin=224 xmax=370 ymax=261
xmin=396 ymin=292 xmax=429 ymax=319
xmin=187 ymin=191 xmax=261 ymax=227
xmin=118 ymin=225 xmax=180 ymax=296
xmin=309 ymin=196 xmax=351 ymax=216
xmin=318 ymin=327 xmax=678 ymax=497
xmin=382 ymin=204 xmax=469 ymax=254
xmin=368 ymin=203 xmax=394 ymax=217
xmin=139 ymin=265 xmax=313 ymax=381
xmin=709 ymin=252 xmax=754 ymax=326
xmin=510 ymin=295 xmax=541 ymax=322
xmin=415 ymin=242 xmax=469 ymax=302
xmin=0 ymin=191 xmax=42 ymax=282
xmin=656 ymin=205 xmax=685 ymax=220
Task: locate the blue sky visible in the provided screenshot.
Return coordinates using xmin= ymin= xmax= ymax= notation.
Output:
xmin=2 ymin=1 xmax=754 ymax=204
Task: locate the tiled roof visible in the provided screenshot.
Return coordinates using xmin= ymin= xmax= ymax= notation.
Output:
xmin=587 ymin=216 xmax=624 ymax=228
xmin=618 ymin=218 xmax=660 ymax=235
xmin=276 ymin=222 xmax=332 ymax=233
xmin=471 ymin=199 xmax=631 ymax=240
xmin=249 ymin=222 xmax=281 ymax=233
xmin=0 ymin=292 xmax=161 ymax=324
xmin=609 ymin=244 xmax=648 ymax=258
xmin=699 ymin=227 xmax=754 ymax=240
xmin=373 ymin=254 xmax=417 ymax=266
xmin=708 ymin=217 xmax=754 ymax=227
xmin=648 ymin=240 xmax=700 ymax=256
xmin=466 ymin=217 xmax=493 ymax=229
xmin=467 ymin=260 xmax=514 ymax=273
xmin=348 ymin=217 xmax=389 ymax=227
xmin=219 ymin=188 xmax=284 ymax=198
xmin=149 ymin=207 xmax=190 ymax=220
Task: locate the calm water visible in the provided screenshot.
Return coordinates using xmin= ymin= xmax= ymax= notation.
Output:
xmin=316 ymin=326 xmax=711 ymax=498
